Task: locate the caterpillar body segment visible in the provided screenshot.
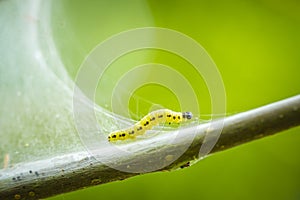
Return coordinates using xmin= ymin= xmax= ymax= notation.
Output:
xmin=108 ymin=109 xmax=193 ymax=142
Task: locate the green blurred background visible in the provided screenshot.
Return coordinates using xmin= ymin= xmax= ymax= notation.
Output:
xmin=49 ymin=0 xmax=300 ymax=200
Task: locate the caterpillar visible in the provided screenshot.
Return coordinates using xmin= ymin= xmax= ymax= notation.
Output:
xmin=108 ymin=109 xmax=193 ymax=142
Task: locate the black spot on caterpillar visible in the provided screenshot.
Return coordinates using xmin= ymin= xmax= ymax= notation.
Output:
xmin=108 ymin=109 xmax=193 ymax=142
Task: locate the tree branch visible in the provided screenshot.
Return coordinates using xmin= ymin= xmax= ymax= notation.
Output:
xmin=1 ymin=95 xmax=300 ymax=200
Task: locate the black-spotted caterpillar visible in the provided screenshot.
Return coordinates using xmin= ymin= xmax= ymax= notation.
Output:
xmin=108 ymin=109 xmax=193 ymax=142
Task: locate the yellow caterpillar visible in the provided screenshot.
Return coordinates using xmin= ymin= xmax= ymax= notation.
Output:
xmin=108 ymin=109 xmax=193 ymax=142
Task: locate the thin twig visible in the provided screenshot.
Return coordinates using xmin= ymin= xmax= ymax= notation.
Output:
xmin=0 ymin=95 xmax=299 ymax=200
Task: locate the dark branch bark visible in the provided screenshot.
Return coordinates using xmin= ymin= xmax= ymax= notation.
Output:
xmin=1 ymin=95 xmax=300 ymax=200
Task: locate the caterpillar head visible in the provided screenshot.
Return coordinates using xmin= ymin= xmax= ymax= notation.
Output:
xmin=108 ymin=130 xmax=131 ymax=142
xmin=182 ymin=112 xmax=193 ymax=120
xmin=108 ymin=131 xmax=120 ymax=142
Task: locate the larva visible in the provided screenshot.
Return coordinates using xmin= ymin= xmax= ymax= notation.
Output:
xmin=108 ymin=109 xmax=193 ymax=142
